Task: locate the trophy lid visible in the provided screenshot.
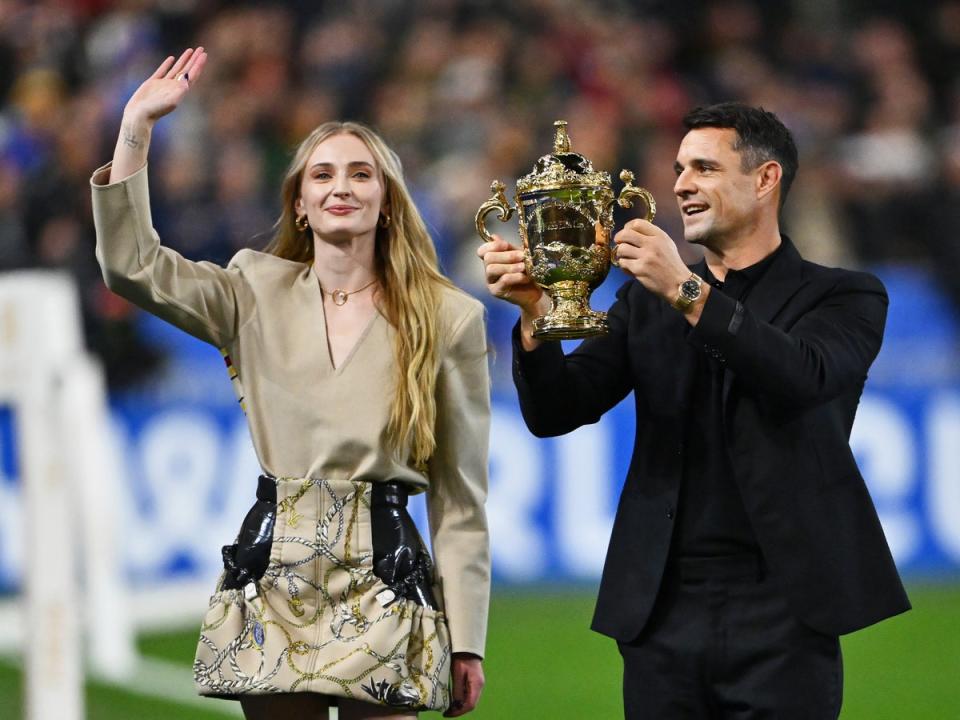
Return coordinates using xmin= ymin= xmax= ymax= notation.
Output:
xmin=516 ymin=120 xmax=612 ymax=194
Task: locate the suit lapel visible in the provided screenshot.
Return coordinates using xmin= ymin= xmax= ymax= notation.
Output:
xmin=675 ymin=259 xmax=708 ymax=412
xmin=675 ymin=331 xmax=699 ymax=412
xmin=741 ymin=237 xmax=806 ymax=325
xmin=721 ymin=237 xmax=808 ymax=404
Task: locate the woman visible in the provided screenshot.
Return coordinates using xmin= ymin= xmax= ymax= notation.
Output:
xmin=92 ymin=48 xmax=490 ymax=719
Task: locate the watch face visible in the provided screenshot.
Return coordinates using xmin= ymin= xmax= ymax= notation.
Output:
xmin=680 ymin=278 xmax=701 ymax=300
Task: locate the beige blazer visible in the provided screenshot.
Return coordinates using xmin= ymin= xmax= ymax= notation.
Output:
xmin=90 ymin=162 xmax=491 ymax=657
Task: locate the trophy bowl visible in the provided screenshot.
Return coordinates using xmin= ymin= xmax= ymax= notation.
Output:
xmin=476 ymin=120 xmax=656 ymax=339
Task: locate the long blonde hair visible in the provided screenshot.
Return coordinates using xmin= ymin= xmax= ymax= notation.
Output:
xmin=265 ymin=121 xmax=454 ymax=468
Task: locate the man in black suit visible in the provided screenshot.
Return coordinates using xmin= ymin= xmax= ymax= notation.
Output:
xmin=478 ymin=103 xmax=910 ymax=718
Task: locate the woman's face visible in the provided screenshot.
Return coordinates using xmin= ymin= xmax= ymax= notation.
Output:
xmin=296 ymin=133 xmax=386 ymax=244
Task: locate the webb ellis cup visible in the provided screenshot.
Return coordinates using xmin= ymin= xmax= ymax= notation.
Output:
xmin=476 ymin=120 xmax=656 ymax=339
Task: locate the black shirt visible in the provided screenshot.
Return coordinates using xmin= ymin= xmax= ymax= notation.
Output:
xmin=674 ymin=243 xmax=784 ymax=558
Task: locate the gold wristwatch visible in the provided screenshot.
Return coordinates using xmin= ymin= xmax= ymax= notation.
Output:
xmin=673 ymin=273 xmax=703 ymax=312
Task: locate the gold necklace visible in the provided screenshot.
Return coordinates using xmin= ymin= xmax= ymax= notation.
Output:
xmin=324 ymin=278 xmax=378 ymax=306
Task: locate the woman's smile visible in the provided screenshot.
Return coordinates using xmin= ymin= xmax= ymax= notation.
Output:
xmin=325 ymin=204 xmax=360 ymax=215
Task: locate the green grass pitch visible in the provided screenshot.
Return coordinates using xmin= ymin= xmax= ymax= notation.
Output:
xmin=1 ymin=584 xmax=957 ymax=718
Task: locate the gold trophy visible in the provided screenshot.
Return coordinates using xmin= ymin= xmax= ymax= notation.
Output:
xmin=476 ymin=120 xmax=656 ymax=339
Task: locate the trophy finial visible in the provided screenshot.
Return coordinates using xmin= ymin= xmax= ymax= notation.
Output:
xmin=553 ymin=120 xmax=571 ymax=153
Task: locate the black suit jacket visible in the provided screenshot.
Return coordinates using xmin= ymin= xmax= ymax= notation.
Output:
xmin=513 ymin=237 xmax=910 ymax=641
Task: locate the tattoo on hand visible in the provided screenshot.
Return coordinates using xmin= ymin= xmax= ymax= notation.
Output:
xmin=121 ymin=126 xmax=141 ymax=149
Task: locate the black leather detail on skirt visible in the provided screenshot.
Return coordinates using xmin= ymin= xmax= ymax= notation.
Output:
xmin=371 ymin=481 xmax=437 ymax=609
xmin=221 ymin=475 xmax=276 ymax=590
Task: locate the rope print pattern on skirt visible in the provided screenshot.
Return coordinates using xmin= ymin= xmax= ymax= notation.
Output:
xmin=193 ymin=477 xmax=452 ymax=711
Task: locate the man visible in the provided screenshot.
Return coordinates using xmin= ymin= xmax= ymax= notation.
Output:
xmin=478 ymin=103 xmax=910 ymax=718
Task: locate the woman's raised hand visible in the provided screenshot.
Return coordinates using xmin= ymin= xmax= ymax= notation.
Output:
xmin=109 ymin=48 xmax=207 ymax=183
xmin=123 ymin=48 xmax=208 ymax=126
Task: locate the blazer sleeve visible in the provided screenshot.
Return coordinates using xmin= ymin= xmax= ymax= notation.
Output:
xmin=426 ymin=300 xmax=491 ymax=658
xmin=512 ymin=280 xmax=634 ymax=437
xmin=90 ymin=162 xmax=253 ymax=348
xmin=688 ymin=270 xmax=888 ymax=410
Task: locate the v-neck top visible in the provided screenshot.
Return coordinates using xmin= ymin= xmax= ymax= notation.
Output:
xmin=314 ymin=281 xmax=381 ymax=374
xmin=91 ymin=162 xmax=491 ymax=657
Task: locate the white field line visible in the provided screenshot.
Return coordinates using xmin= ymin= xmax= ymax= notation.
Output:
xmin=112 ymin=656 xmax=244 ymax=716
xmin=0 ymin=650 xmax=242 ymax=717
xmin=0 ymin=580 xmax=219 ymax=653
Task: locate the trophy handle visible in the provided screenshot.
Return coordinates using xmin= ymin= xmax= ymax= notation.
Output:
xmin=615 ymin=170 xmax=657 ymax=221
xmin=476 ymin=180 xmax=516 ymax=243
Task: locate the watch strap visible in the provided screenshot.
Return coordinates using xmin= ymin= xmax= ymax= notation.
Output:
xmin=673 ymin=273 xmax=703 ymax=311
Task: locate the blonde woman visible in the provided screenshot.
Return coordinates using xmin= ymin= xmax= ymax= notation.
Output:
xmin=92 ymin=48 xmax=490 ymax=719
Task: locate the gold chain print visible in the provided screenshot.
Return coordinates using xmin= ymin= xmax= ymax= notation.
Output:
xmin=193 ymin=477 xmax=451 ymax=711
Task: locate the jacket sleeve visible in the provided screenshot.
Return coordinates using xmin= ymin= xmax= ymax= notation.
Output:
xmin=90 ymin=162 xmax=253 ymax=348
xmin=426 ymin=300 xmax=491 ymax=658
xmin=512 ymin=281 xmax=635 ymax=437
xmin=688 ymin=270 xmax=888 ymax=410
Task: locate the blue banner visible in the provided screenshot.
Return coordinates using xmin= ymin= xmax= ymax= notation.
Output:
xmin=0 ymin=266 xmax=958 ymax=592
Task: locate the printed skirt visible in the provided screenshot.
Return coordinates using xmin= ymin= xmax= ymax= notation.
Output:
xmin=193 ymin=476 xmax=451 ymax=711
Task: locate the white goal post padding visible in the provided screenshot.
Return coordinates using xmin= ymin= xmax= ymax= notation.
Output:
xmin=0 ymin=271 xmax=135 ymax=720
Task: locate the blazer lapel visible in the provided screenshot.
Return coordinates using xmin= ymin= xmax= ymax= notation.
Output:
xmin=676 ymin=332 xmax=699 ymax=412
xmin=741 ymin=237 xmax=806 ymax=325
xmin=675 ymin=259 xmax=708 ymax=412
xmin=722 ymin=237 xmax=808 ymax=404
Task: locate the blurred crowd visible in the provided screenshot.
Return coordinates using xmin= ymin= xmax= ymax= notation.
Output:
xmin=2 ymin=0 xmax=960 ymax=388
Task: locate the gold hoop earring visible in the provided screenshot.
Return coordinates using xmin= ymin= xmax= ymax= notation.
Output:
xmin=295 ymin=215 xmax=309 ymax=232
xmin=378 ymin=213 xmax=391 ymax=228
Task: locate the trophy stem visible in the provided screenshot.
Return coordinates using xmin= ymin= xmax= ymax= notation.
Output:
xmin=532 ymin=280 xmax=608 ymax=340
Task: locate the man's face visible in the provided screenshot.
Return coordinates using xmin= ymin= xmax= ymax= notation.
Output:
xmin=673 ymin=127 xmax=761 ymax=247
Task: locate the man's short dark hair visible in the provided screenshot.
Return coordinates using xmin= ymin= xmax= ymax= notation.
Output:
xmin=682 ymin=102 xmax=799 ymax=207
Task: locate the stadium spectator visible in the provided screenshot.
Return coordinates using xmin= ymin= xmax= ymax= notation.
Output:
xmin=0 ymin=0 xmax=958 ymax=379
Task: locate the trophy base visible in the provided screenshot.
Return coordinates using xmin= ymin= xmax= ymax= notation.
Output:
xmin=532 ymin=280 xmax=609 ymax=340
xmin=532 ymin=312 xmax=608 ymax=340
